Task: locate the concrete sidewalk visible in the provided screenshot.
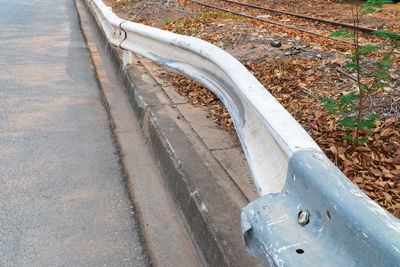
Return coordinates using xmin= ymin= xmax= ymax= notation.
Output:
xmin=0 ymin=0 xmax=150 ymax=265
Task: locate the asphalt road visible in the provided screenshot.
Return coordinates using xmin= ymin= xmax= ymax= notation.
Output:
xmin=0 ymin=0 xmax=151 ymax=265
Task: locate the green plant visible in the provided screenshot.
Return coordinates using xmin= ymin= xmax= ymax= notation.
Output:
xmin=322 ymin=0 xmax=399 ymax=144
xmin=174 ymin=26 xmax=183 ymax=34
xmin=161 ymin=16 xmax=171 ymax=25
xmin=183 ymin=19 xmax=192 ymax=28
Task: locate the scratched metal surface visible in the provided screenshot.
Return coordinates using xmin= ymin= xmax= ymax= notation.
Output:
xmin=242 ymin=150 xmax=400 ymax=266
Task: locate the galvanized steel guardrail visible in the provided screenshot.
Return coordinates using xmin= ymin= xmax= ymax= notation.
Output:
xmin=87 ymin=0 xmax=400 ymax=265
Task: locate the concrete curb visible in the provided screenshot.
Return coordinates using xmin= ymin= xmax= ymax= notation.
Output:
xmin=75 ymin=1 xmax=203 ymax=265
xmin=79 ymin=0 xmax=261 ymax=266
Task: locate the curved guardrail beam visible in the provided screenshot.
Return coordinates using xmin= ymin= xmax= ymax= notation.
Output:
xmin=87 ymin=0 xmax=400 ymax=265
xmin=89 ymin=0 xmax=319 ymax=196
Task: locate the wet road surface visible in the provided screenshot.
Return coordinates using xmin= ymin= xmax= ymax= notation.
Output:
xmin=0 ymin=0 xmax=150 ymax=265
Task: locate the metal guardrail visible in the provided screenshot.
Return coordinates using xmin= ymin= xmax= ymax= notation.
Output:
xmin=89 ymin=0 xmax=319 ymax=197
xmin=87 ymin=0 xmax=400 ymax=265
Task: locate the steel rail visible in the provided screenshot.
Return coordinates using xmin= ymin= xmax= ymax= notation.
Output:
xmin=86 ymin=0 xmax=400 ymax=266
xmin=188 ymin=0 xmax=353 ymax=45
xmin=89 ymin=0 xmax=320 ymax=196
xmin=213 ymin=0 xmax=375 ymax=34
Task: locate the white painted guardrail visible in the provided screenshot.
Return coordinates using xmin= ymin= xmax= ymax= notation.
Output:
xmin=88 ymin=0 xmax=319 ymax=196
xmin=87 ymin=0 xmax=400 ymax=265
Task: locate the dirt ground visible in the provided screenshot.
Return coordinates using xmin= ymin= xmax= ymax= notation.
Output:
xmin=105 ymin=0 xmax=400 ymax=218
xmin=251 ymin=0 xmax=399 ymax=30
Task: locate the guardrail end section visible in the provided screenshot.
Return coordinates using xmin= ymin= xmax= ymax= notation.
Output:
xmin=241 ymin=150 xmax=400 ymax=267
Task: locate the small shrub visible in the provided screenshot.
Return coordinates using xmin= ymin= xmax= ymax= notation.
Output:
xmin=322 ymin=0 xmax=399 ymax=145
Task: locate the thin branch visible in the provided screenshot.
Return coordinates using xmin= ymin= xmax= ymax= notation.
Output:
xmin=336 ymin=67 xmax=357 ymax=81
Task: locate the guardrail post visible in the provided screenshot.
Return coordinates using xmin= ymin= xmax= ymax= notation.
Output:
xmin=122 ymin=50 xmax=132 ymax=66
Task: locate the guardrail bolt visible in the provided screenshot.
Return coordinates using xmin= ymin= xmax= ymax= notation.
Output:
xmin=312 ymin=153 xmax=324 ymax=161
xmin=298 ymin=210 xmax=310 ymax=226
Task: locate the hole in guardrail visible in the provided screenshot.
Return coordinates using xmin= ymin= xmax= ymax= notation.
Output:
xmin=296 ymin=249 xmax=304 ymax=254
xmin=326 ymin=211 xmax=331 ymax=220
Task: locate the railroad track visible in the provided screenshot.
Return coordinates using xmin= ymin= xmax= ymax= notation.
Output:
xmin=208 ymin=0 xmax=375 ymax=34
xmin=187 ymin=0 xmax=380 ymax=45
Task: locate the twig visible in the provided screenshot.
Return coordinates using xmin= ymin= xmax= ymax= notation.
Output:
xmin=368 ymin=94 xmax=373 ymax=109
xmin=302 ymin=89 xmax=319 ymax=100
xmin=336 ymin=67 xmax=357 ymax=81
xmin=389 ymin=97 xmax=400 ymax=117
